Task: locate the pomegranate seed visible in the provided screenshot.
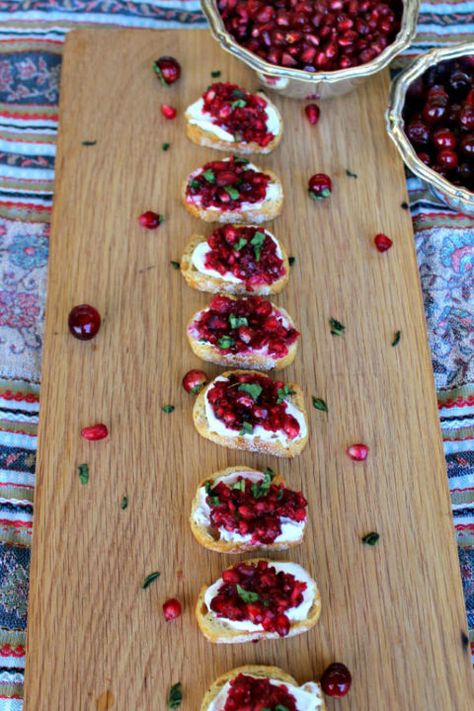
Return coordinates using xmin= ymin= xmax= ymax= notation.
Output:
xmin=162 ymin=598 xmax=182 ymax=621
xmin=321 ymin=662 xmax=352 ymax=697
xmin=308 ymin=173 xmax=332 ymax=200
xmin=153 ymin=56 xmax=181 ymax=86
xmin=81 ymin=423 xmax=108 ymax=441
xmin=68 ymin=304 xmax=101 ymax=341
xmin=374 ymin=233 xmax=393 ymax=252
xmin=182 ymin=369 xmax=208 ymax=395
xmin=160 ymin=103 xmax=177 ymax=120
xmin=139 ymin=211 xmax=163 ymax=229
xmin=347 ymin=443 xmax=369 ymax=461
xmin=304 ymin=103 xmax=320 ymax=125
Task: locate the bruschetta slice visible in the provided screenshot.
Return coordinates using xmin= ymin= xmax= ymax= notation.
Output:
xmin=182 ymin=156 xmax=283 ymax=223
xmin=190 ymin=466 xmax=308 ymax=553
xmin=192 ymin=370 xmax=308 ymax=457
xmin=180 ymin=224 xmax=290 ymax=295
xmin=196 ymin=558 xmax=321 ymax=643
xmin=185 ymin=82 xmax=283 ymax=154
xmin=186 ymin=295 xmax=300 ymax=371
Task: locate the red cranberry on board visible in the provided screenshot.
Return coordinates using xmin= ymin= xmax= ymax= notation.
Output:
xmin=139 ymin=211 xmax=163 ymax=229
xmin=68 ymin=304 xmax=101 ymax=341
xmin=162 ymin=598 xmax=182 ymax=621
xmin=374 ymin=233 xmax=393 ymax=252
xmin=304 ymin=103 xmax=320 ymax=125
xmin=81 ymin=423 xmax=108 ymax=441
xmin=308 ymin=173 xmax=332 ymax=200
xmin=153 ymin=56 xmax=181 ymax=85
xmin=160 ymin=103 xmax=177 ymax=120
xmin=321 ymin=662 xmax=352 ymax=698
xmin=182 ymin=369 xmax=208 ymax=395
xmin=347 ymin=443 xmax=369 ymax=461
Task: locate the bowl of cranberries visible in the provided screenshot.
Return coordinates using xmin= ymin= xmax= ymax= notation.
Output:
xmin=387 ymin=42 xmax=474 ymax=215
xmin=202 ymin=0 xmax=419 ymax=99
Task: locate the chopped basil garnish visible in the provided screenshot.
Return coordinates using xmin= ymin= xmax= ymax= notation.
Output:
xmin=142 ymin=571 xmax=160 ymax=589
xmin=238 ymin=383 xmax=262 ymax=400
xmin=288 ymin=256 xmax=296 ymax=266
xmin=231 ymin=98 xmax=247 ymax=110
xmin=275 ymin=706 xmax=290 ymax=711
xmin=190 ymin=178 xmax=200 ymax=189
xmin=329 ymin=317 xmax=345 ymax=336
xmin=218 ymin=335 xmax=235 ymax=349
xmin=277 ymin=488 xmax=284 ymax=500
xmin=167 ymin=682 xmax=182 ymax=709
xmin=236 ymin=584 xmax=260 ymax=603
xmin=232 ymin=478 xmax=246 ymax=492
xmin=202 ymin=168 xmax=216 ymax=183
xmin=251 ymin=469 xmax=274 ymax=498
xmin=229 ymin=313 xmax=248 ymax=329
xmin=312 ymin=397 xmax=328 ymax=412
xmin=121 ymin=496 xmax=128 ymax=510
xmin=276 ymin=385 xmax=295 ymax=404
xmin=346 ymin=169 xmax=358 ymax=178
xmin=362 ymin=532 xmax=380 ymax=546
xmin=162 ymin=142 xmax=170 ymax=151
xmin=211 ymin=70 xmax=221 ymax=78
xmin=205 ymin=481 xmax=213 ymax=495
xmin=233 ymin=237 xmax=248 ymax=251
xmin=78 ymin=463 xmax=89 ymax=485
xmin=210 ymin=496 xmax=220 ymax=506
xmin=232 ymin=88 xmax=246 ymax=99
xmin=170 ymin=260 xmax=180 ymax=270
xmin=81 ymin=140 xmax=96 ymax=146
xmin=250 ymin=230 xmax=266 ymax=261
xmin=162 ymin=404 xmax=175 ymax=413
xmin=401 ymin=201 xmax=409 ymax=210
xmin=240 ymin=421 xmax=253 ymax=436
xmin=224 ymin=185 xmax=240 ymax=200
xmin=233 ymin=155 xmax=249 ymax=164
xmin=392 ymin=330 xmax=401 ymax=347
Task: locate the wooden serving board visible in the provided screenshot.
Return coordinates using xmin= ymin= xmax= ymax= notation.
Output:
xmin=24 ymin=29 xmax=474 ymax=710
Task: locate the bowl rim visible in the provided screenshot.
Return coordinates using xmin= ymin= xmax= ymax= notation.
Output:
xmin=386 ymin=41 xmax=474 ymax=208
xmin=201 ymin=0 xmax=420 ymax=84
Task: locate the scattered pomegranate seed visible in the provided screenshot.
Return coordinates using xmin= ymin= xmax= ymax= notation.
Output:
xmin=374 ymin=233 xmax=393 ymax=252
xmin=347 ymin=443 xmax=369 ymax=461
xmin=153 ymin=56 xmax=181 ymax=86
xmin=81 ymin=423 xmax=108 ymax=441
xmin=139 ymin=211 xmax=163 ymax=229
xmin=308 ymin=173 xmax=332 ymax=200
xmin=161 ymin=103 xmax=177 ymax=120
xmin=162 ymin=598 xmax=182 ymax=621
xmin=321 ymin=662 xmax=352 ymax=698
xmin=304 ymin=103 xmax=320 ymax=126
xmin=182 ymin=369 xmax=208 ymax=395
xmin=68 ymin=304 xmax=101 ymax=341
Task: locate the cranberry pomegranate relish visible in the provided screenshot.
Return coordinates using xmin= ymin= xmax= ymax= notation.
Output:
xmin=190 ymin=82 xmax=276 ymax=147
xmin=205 ymin=372 xmax=305 ymax=440
xmin=206 ymin=560 xmax=314 ymax=636
xmin=223 ymin=674 xmax=299 ymax=710
xmin=193 ymin=224 xmax=286 ymax=289
xmin=403 ymin=55 xmax=474 ymax=192
xmin=200 ymin=470 xmax=307 ymax=544
xmin=190 ymin=295 xmax=299 ymax=358
xmin=218 ymin=0 xmax=403 ymax=72
xmin=185 ymin=156 xmax=272 ymax=210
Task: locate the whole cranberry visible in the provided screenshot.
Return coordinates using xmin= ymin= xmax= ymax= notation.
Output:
xmin=347 ymin=443 xmax=369 ymax=461
xmin=422 ymin=100 xmax=447 ymax=124
xmin=417 ymin=151 xmax=431 ymax=166
xmin=405 ymin=119 xmax=430 ymax=146
xmin=308 ymin=173 xmax=332 ymax=200
xmin=457 ymin=162 xmax=473 ymax=187
xmin=160 ymin=103 xmax=177 ymax=120
xmin=81 ymin=423 xmax=108 ymax=441
xmin=321 ymin=662 xmax=352 ymax=698
xmin=162 ymin=598 xmax=182 ymax=621
xmin=153 ymin=56 xmax=181 ymax=85
xmin=432 ymin=127 xmax=457 ymax=150
xmin=374 ymin=233 xmax=393 ymax=252
xmin=68 ymin=304 xmax=101 ymax=341
xmin=437 ymin=148 xmax=459 ymax=170
xmin=182 ymin=369 xmax=208 ymax=395
xmin=304 ymin=103 xmax=320 ymax=125
xmin=139 ymin=211 xmax=163 ymax=229
xmin=459 ymin=104 xmax=474 ymax=131
xmin=461 ymin=133 xmax=474 ymax=157
xmin=448 ymin=70 xmax=471 ymax=100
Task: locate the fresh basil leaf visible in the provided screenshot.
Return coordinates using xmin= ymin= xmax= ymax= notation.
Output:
xmin=167 ymin=682 xmax=182 ymax=709
xmin=236 ymin=584 xmax=259 ymax=603
xmin=202 ymin=169 xmax=216 ymax=183
xmin=78 ymin=463 xmax=89 ymax=485
xmin=142 ymin=571 xmax=160 ymax=589
xmin=218 ymin=335 xmax=235 ymax=350
xmin=233 ymin=237 xmax=248 ymax=251
xmin=224 ymin=186 xmax=240 ymax=200
xmin=238 ymin=383 xmax=262 ymax=400
xmin=239 ymin=421 xmax=253 ymax=436
xmin=229 ymin=313 xmax=248 ymax=329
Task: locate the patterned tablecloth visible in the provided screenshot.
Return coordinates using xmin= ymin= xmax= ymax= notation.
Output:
xmin=0 ymin=1 xmax=472 ymax=707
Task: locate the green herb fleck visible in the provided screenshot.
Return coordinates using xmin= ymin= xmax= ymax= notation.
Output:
xmin=277 ymin=488 xmax=284 ymax=500
xmin=231 ymin=99 xmax=247 ymax=110
xmin=236 ymin=584 xmax=260 ymax=603
xmin=142 ymin=571 xmax=160 ymax=589
xmin=162 ymin=404 xmax=175 ymax=413
xmin=121 ymin=496 xmax=128 ymax=510
xmin=238 ymin=383 xmax=262 ymax=400
xmin=81 ymin=140 xmax=96 ymax=146
xmin=232 ymin=478 xmax=246 ymax=492
xmin=205 ymin=481 xmax=213 ymax=495
xmin=251 ymin=469 xmax=274 ymax=498
xmin=264 ymin=467 xmax=274 ymax=477
xmin=362 ymin=532 xmax=380 ymax=546
xmin=224 ymin=185 xmax=240 ymax=200
xmin=329 ymin=317 xmax=345 ymax=336
xmin=233 ymin=237 xmax=248 ymax=251
xmin=288 ymin=256 xmax=296 ymax=266
xmin=233 ymin=155 xmax=249 ymax=164
xmin=239 ymin=421 xmax=253 ymax=436
xmin=250 ymin=230 xmax=266 ymax=261
xmin=170 ymin=260 xmax=180 ymax=270
xmin=202 ymin=168 xmax=216 ymax=184
xmin=312 ymin=397 xmax=328 ymax=413
xmin=232 ymin=88 xmax=246 ymax=99
xmin=218 ymin=335 xmax=235 ymax=350
xmin=78 ymin=463 xmax=89 ymax=485
xmin=392 ymin=330 xmax=401 ymax=347
xmin=276 ymin=385 xmax=295 ymax=404
xmin=167 ymin=682 xmax=182 ymax=709
xmin=190 ymin=178 xmax=201 ymax=189
xmin=346 ymin=169 xmax=358 ymax=178
xmin=401 ymin=201 xmax=409 ymax=210
xmin=152 ymin=61 xmax=166 ymax=86
xmin=211 ymin=70 xmax=222 ymax=78
xmin=229 ymin=313 xmax=248 ymax=329
xmin=210 ymin=496 xmax=220 ymax=506
xmin=275 ymin=706 xmax=290 ymax=711
xmin=162 ymin=142 xmax=170 ymax=151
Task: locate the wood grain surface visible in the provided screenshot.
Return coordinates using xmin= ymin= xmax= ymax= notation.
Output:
xmin=23 ymin=29 xmax=474 ymax=710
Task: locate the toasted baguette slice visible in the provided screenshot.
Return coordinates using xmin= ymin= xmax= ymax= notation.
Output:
xmin=200 ymin=665 xmax=326 ymax=711
xmin=193 ymin=370 xmax=308 ymax=458
xmin=180 ymin=227 xmax=290 ymax=296
xmin=182 ymin=158 xmax=283 ymax=224
xmin=189 ymin=466 xmax=307 ymax=553
xmin=185 ymin=83 xmax=283 ymax=155
xmin=186 ymin=296 xmax=299 ymax=371
xmin=196 ymin=558 xmax=321 ymax=644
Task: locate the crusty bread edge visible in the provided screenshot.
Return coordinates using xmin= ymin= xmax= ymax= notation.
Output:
xmin=180 ymin=231 xmax=290 ymax=296
xmin=186 ymin=301 xmax=299 ymax=371
xmin=189 ymin=465 xmax=305 ymax=553
xmin=181 ymin=167 xmax=284 ymax=224
xmin=200 ymin=665 xmax=326 ymax=711
xmin=192 ymin=369 xmax=309 ymax=458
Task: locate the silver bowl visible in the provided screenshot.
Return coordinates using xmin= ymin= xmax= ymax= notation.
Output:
xmin=387 ymin=42 xmax=474 ymax=216
xmin=201 ymin=0 xmax=419 ymax=99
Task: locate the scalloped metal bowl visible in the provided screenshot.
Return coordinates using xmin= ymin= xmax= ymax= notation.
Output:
xmin=387 ymin=42 xmax=474 ymax=216
xmin=201 ymin=0 xmax=419 ymax=99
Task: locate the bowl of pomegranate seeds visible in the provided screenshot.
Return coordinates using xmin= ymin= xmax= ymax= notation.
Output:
xmin=387 ymin=42 xmax=474 ymax=216
xmin=202 ymin=0 xmax=419 ymax=99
